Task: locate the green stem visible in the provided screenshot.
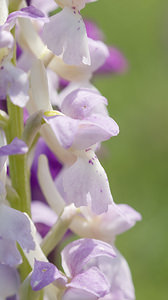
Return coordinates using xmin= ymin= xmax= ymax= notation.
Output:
xmin=41 ymin=206 xmax=77 ymax=256
xmin=6 ymin=98 xmax=31 ymax=215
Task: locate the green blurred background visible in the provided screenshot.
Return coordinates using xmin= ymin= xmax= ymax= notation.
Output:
xmin=84 ymin=0 xmax=168 ymax=299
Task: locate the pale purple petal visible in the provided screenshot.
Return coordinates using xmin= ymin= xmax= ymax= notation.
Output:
xmin=0 ymin=29 xmax=14 ymax=49
xmin=56 ymin=88 xmax=119 ymax=149
xmin=31 ymin=260 xmax=67 ymax=291
xmin=62 ymin=288 xmax=98 ymax=300
xmin=58 ymin=149 xmax=113 ymax=214
xmin=3 ymin=62 xmax=29 ymax=107
xmin=0 ymin=264 xmax=20 ymax=298
xmin=66 ymin=267 xmax=110 ymax=298
xmin=3 ymin=6 xmax=46 ymax=31
xmin=31 ymin=201 xmax=58 ymax=238
xmin=61 ymin=88 xmax=107 ymax=120
xmin=0 ymin=238 xmax=22 ymax=266
xmin=72 ymin=114 xmax=119 ymax=149
xmin=88 ymin=38 xmax=109 ymax=73
xmin=31 ymin=201 xmax=57 ymax=227
xmin=31 ymin=0 xmax=58 ymax=16
xmin=0 ymin=65 xmax=9 ymax=99
xmin=98 ymin=251 xmax=135 ymax=300
xmin=71 ymin=204 xmax=141 ymax=244
xmin=61 ymin=238 xmax=115 ymax=277
xmin=45 ymin=115 xmax=79 ymax=149
xmin=98 ymin=204 xmax=142 ymax=243
xmin=0 ymin=204 xmax=35 ymax=252
xmin=42 ymin=7 xmax=90 ymax=65
xmin=0 ymin=137 xmax=28 ymax=156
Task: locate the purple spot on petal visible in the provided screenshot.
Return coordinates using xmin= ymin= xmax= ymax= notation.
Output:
xmin=100 ymin=189 xmax=103 ymax=193
xmin=85 ymin=148 xmax=91 ymax=152
xmin=89 ymin=160 xmax=94 ymax=165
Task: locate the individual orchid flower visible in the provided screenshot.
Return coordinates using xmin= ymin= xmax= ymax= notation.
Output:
xmin=14 ymin=6 xmax=110 ymax=85
xmin=42 ymin=1 xmax=98 ymax=65
xmin=31 ymin=238 xmax=115 ymax=300
xmin=29 ymin=59 xmax=119 ymax=214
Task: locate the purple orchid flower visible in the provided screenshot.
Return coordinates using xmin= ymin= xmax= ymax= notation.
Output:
xmin=41 ymin=1 xmax=97 ymax=66
xmin=29 ymin=60 xmax=118 ymax=214
xmin=31 ymin=238 xmax=115 ymax=299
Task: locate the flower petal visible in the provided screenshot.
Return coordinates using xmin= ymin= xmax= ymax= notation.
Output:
xmin=31 ymin=201 xmax=57 ymax=227
xmin=31 ymin=0 xmax=58 ymax=16
xmin=0 ymin=0 xmax=8 ymax=25
xmin=57 ymin=149 xmax=113 ymax=214
xmin=61 ymin=88 xmax=107 ymax=120
xmin=29 ymin=59 xmax=52 ymax=113
xmin=42 ymin=7 xmax=90 ymax=65
xmin=31 ymin=260 xmax=67 ymax=291
xmin=0 ymin=204 xmax=35 ymax=252
xmin=0 ymin=264 xmax=20 ymax=298
xmin=0 ymin=137 xmax=28 ymax=156
xmin=66 ymin=267 xmax=110 ymax=298
xmin=0 ymin=238 xmax=22 ymax=266
xmin=45 ymin=115 xmax=79 ymax=149
xmin=61 ymin=238 xmax=115 ymax=277
xmin=1 ymin=62 xmax=29 ymax=107
xmin=98 ymin=251 xmax=135 ymax=300
xmin=4 ymin=5 xmax=46 ymax=31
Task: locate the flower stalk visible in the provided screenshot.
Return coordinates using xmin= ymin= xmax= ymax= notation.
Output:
xmin=6 ymin=97 xmax=31 ymax=216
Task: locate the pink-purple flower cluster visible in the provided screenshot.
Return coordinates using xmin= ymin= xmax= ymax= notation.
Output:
xmin=0 ymin=1 xmax=140 ymax=299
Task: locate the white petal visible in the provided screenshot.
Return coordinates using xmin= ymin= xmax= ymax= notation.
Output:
xmin=0 ymin=0 xmax=8 ymax=25
xmin=23 ymin=213 xmax=48 ymax=268
xmin=18 ymin=18 xmax=47 ymax=58
xmin=30 ymin=59 xmax=52 ymax=112
xmin=38 ymin=154 xmax=65 ymax=216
